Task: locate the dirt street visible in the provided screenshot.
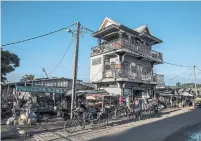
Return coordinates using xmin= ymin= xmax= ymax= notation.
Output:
xmin=1 ymin=107 xmax=201 ymax=141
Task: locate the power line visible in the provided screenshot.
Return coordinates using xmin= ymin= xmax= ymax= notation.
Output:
xmin=91 ymin=67 xmax=102 ymax=82
xmin=1 ymin=24 xmax=76 ymax=47
xmin=187 ymin=68 xmax=193 ymax=80
xmin=106 ymin=40 xmax=193 ymax=68
xmin=85 ymin=26 xmax=192 ymax=68
xmin=196 ymin=66 xmax=201 ymax=72
xmin=168 ymin=67 xmax=193 ymax=81
xmin=47 ymin=38 xmax=74 ymax=74
xmin=75 ymin=26 xmax=194 ymax=69
xmin=163 ymin=61 xmax=192 ymax=68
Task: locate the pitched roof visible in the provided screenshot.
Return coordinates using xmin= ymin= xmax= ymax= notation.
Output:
xmin=99 ymin=17 xmax=120 ymax=30
xmin=99 ymin=17 xmax=152 ymax=35
xmin=134 ymin=24 xmax=152 ymax=35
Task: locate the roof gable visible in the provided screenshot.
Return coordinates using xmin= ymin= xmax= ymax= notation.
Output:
xmin=134 ymin=25 xmax=152 ymax=35
xmin=99 ymin=17 xmax=120 ymax=30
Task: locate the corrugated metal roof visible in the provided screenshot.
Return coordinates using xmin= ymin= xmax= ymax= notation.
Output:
xmin=134 ymin=24 xmax=152 ymax=35
xmin=16 ymin=86 xmax=68 ymax=94
xmin=99 ymin=17 xmax=120 ymax=30
xmin=134 ymin=25 xmax=147 ymax=33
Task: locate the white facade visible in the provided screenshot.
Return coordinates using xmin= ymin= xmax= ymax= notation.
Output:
xmin=100 ymin=87 xmax=121 ymax=96
xmin=90 ymin=17 xmax=163 ymax=99
xmin=90 ymin=54 xmax=104 ymax=82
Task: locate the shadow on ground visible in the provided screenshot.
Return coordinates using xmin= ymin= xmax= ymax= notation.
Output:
xmin=87 ymin=108 xmax=201 ymax=141
xmin=2 ymin=108 xmax=198 ymax=141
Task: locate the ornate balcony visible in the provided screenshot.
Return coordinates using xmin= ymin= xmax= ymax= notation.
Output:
xmin=153 ymin=74 xmax=165 ymax=87
xmin=102 ymin=64 xmax=158 ymax=84
xmin=91 ymin=39 xmax=163 ymax=63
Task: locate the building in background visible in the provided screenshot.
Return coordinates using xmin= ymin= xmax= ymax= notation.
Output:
xmin=90 ymin=17 xmax=164 ymax=101
xmin=1 ymin=77 xmax=95 ymax=101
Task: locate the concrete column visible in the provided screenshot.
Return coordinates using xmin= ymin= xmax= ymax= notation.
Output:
xmin=128 ymin=35 xmax=131 ymax=50
xmin=117 ymin=82 xmax=124 ymax=105
xmin=118 ymin=31 xmax=124 ymax=49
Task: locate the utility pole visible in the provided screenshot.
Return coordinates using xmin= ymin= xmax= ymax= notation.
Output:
xmin=193 ymin=66 xmax=198 ymax=98
xmin=71 ymin=22 xmax=80 ymax=119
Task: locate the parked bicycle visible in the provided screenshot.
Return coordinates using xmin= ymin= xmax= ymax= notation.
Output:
xmin=107 ymin=105 xmax=132 ymax=120
xmin=64 ymin=106 xmax=108 ymax=133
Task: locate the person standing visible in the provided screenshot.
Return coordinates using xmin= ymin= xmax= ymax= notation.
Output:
xmin=119 ymin=95 xmax=123 ymax=105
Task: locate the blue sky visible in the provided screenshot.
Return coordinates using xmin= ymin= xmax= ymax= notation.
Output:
xmin=2 ymin=1 xmax=201 ymax=85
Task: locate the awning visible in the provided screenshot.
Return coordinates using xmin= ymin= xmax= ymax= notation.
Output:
xmin=16 ymin=86 xmax=68 ymax=94
xmin=77 ymin=89 xmax=109 ymax=96
xmin=181 ymin=92 xmax=194 ymax=97
xmin=160 ymin=93 xmax=174 ymax=96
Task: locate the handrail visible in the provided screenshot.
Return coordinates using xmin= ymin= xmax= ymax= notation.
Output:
xmin=91 ymin=39 xmax=163 ymax=62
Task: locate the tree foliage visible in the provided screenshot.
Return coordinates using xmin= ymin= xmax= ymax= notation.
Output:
xmin=1 ymin=48 xmax=20 ymax=82
xmin=21 ymin=74 xmax=35 ymax=82
xmin=176 ymin=82 xmax=181 ymax=88
xmin=172 ymin=82 xmax=201 ymax=89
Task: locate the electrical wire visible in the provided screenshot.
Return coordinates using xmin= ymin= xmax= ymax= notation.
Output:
xmin=187 ymin=68 xmax=193 ymax=80
xmin=110 ymin=41 xmax=193 ymax=68
xmin=168 ymin=67 xmax=193 ymax=81
xmin=90 ymin=67 xmax=102 ymax=82
xmin=196 ymin=66 xmax=201 ymax=72
xmin=47 ymin=38 xmax=74 ymax=74
xmin=1 ymin=23 xmax=75 ymax=47
xmin=71 ymin=26 xmax=195 ymax=69
xmin=163 ymin=61 xmax=192 ymax=68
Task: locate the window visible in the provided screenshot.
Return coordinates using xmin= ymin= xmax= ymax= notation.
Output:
xmin=92 ymin=57 xmax=102 ymax=66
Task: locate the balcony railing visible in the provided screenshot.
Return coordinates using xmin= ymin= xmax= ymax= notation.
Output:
xmin=91 ymin=39 xmax=163 ymax=63
xmin=153 ymin=74 xmax=165 ymax=84
xmin=91 ymin=39 xmax=122 ymax=56
xmin=103 ymin=67 xmax=155 ymax=83
xmin=152 ymin=50 xmax=163 ymax=62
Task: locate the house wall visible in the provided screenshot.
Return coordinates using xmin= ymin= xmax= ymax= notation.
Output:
xmin=124 ymin=55 xmax=152 ymax=69
xmin=90 ymin=54 xmax=104 ymax=82
xmin=101 ymin=87 xmax=121 ymax=96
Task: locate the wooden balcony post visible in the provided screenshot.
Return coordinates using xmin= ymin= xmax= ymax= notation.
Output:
xmin=128 ymin=35 xmax=131 ymax=50
xmin=118 ymin=31 xmax=124 ymax=48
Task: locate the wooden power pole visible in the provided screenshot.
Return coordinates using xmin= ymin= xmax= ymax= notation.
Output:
xmin=193 ymin=66 xmax=198 ymax=98
xmin=71 ymin=22 xmax=80 ymax=119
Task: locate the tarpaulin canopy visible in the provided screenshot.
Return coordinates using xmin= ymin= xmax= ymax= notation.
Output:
xmin=160 ymin=93 xmax=174 ymax=96
xmin=16 ymin=86 xmax=68 ymax=94
xmin=77 ymin=89 xmax=109 ymax=96
xmin=181 ymin=92 xmax=194 ymax=97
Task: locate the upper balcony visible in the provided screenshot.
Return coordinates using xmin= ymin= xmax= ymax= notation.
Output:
xmin=102 ymin=65 xmax=158 ymax=85
xmin=153 ymin=74 xmax=165 ymax=88
xmin=91 ymin=39 xmax=163 ymax=64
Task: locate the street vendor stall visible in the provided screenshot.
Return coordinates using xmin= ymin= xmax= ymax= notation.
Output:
xmin=15 ymin=86 xmax=70 ymax=123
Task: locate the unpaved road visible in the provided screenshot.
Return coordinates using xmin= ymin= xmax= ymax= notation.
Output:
xmin=2 ymin=107 xmax=201 ymax=141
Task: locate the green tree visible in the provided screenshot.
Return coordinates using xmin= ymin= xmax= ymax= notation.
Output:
xmin=1 ymin=48 xmax=20 ymax=82
xmin=21 ymin=74 xmax=35 ymax=82
xmin=176 ymin=82 xmax=181 ymax=88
